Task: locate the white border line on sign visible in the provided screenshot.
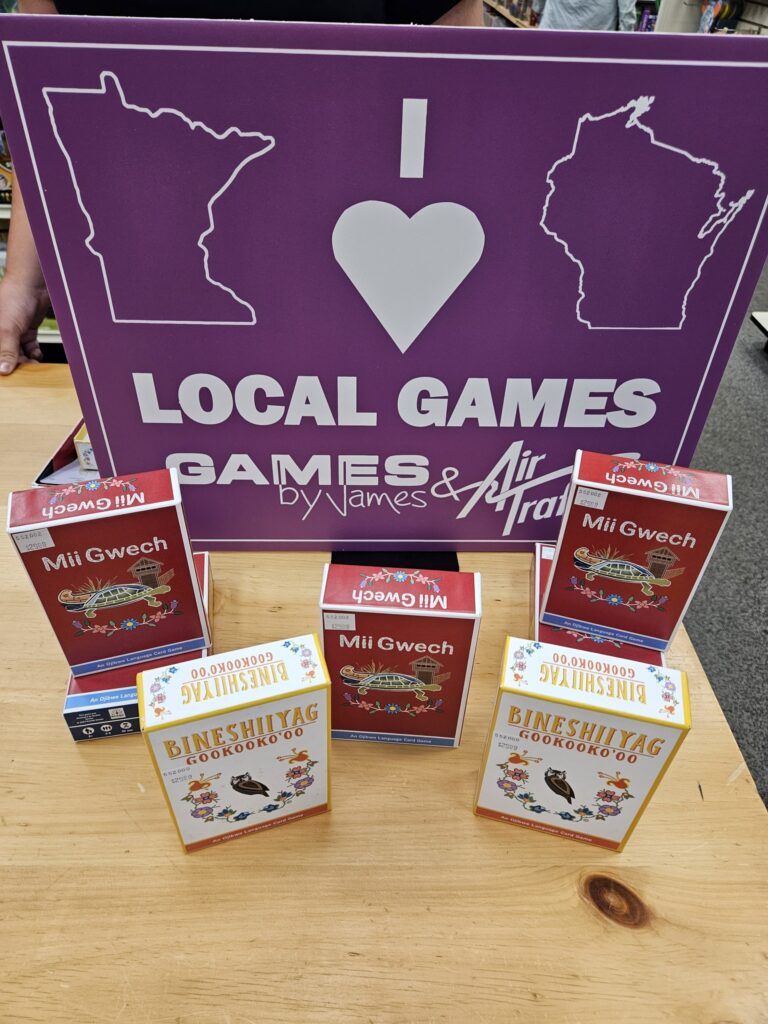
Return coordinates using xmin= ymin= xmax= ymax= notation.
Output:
xmin=3 ymin=39 xmax=767 ymax=542
xmin=4 ymin=40 xmax=768 ymax=65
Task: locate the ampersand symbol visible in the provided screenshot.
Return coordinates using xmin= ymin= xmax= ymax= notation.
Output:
xmin=431 ymin=466 xmax=463 ymax=501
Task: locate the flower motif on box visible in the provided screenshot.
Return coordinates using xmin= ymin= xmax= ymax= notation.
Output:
xmin=48 ymin=476 xmax=137 ymax=504
xmin=610 ymin=459 xmax=691 ymax=484
xmin=567 ymin=576 xmax=669 ymax=613
xmin=357 ymin=567 xmax=441 ymax=593
xmin=509 ymin=643 xmax=541 ymax=679
xmin=282 ymin=641 xmax=321 ymax=684
xmin=147 ymin=664 xmax=178 ymax=720
xmin=182 ymin=772 xmax=257 ymax=825
xmin=495 ymin=758 xmax=635 ymax=825
xmin=343 ymin=692 xmax=444 ymax=717
xmin=259 ymin=751 xmax=319 ymax=814
xmin=648 ymin=666 xmax=680 ymax=717
xmin=72 ymin=600 xmax=179 ymax=639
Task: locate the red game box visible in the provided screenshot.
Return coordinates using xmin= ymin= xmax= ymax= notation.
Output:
xmin=533 ymin=544 xmax=665 ymax=666
xmin=320 ymin=563 xmax=481 ymax=747
xmin=63 ymin=552 xmax=214 ymax=741
xmin=8 ymin=468 xmax=210 ymax=676
xmin=541 ymin=452 xmax=731 ymax=651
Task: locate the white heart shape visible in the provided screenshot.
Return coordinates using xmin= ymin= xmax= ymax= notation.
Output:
xmin=332 ymin=201 xmax=485 ymax=354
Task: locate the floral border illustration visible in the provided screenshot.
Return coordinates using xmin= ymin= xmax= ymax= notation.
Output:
xmin=182 ymin=773 xmax=256 ymax=826
xmin=357 ymin=567 xmax=441 ymax=593
xmin=567 ymin=576 xmax=668 ymax=613
xmin=508 ymin=642 xmax=541 ymax=681
xmin=49 ymin=476 xmax=137 ymax=504
xmin=343 ymin=692 xmax=444 ymax=718
xmin=147 ymin=664 xmax=178 ymax=720
xmin=181 ymin=751 xmax=319 ymax=826
xmin=282 ymin=640 xmax=321 ymax=685
xmin=72 ymin=600 xmax=179 ymax=638
xmin=260 ymin=752 xmax=318 ymax=814
xmin=496 ymin=760 xmax=635 ymax=825
xmin=648 ymin=666 xmax=680 ymax=718
xmin=611 ymin=458 xmax=692 ymax=484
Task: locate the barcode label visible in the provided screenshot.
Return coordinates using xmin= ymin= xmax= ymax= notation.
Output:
xmin=574 ymin=487 xmax=608 ymax=510
xmin=324 ymin=612 xmax=356 ymax=631
xmin=14 ymin=528 xmax=54 ymax=552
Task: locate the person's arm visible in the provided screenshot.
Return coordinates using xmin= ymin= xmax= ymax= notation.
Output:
xmin=530 ymin=0 xmax=545 ymax=25
xmin=0 ymin=182 xmax=49 ymax=374
xmin=0 ymin=0 xmax=55 ymax=375
xmin=18 ymin=0 xmax=57 ymax=11
xmin=618 ymin=0 xmax=637 ymax=30
xmin=434 ymin=0 xmax=483 ymax=25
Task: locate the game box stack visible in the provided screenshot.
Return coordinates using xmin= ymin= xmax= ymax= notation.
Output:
xmin=541 ymin=451 xmax=732 ymax=651
xmin=63 ymin=551 xmax=214 ymax=742
xmin=138 ymin=634 xmax=331 ymax=852
xmin=32 ymin=420 xmax=97 ymax=488
xmin=475 ymin=636 xmax=690 ymax=851
xmin=320 ymin=562 xmax=481 ymax=747
xmin=532 ymin=544 xmax=666 ymax=667
xmin=7 ymin=468 xmax=210 ymax=676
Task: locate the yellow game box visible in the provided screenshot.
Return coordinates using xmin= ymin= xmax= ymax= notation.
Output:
xmin=475 ymin=636 xmax=690 ymax=851
xmin=138 ymin=633 xmax=331 ymax=852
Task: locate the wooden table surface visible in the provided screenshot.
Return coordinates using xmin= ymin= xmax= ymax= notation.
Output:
xmin=2 ymin=365 xmax=767 ymax=1024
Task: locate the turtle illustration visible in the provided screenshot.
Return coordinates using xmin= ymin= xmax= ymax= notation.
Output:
xmin=340 ymin=664 xmax=443 ymax=703
xmin=58 ymin=581 xmax=172 ymax=618
xmin=573 ymin=547 xmax=670 ymax=597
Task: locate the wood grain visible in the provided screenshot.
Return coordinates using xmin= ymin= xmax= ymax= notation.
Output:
xmin=1 ymin=364 xmax=766 ymax=1024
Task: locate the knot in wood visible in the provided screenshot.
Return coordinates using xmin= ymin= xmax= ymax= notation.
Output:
xmin=581 ymin=873 xmax=649 ymax=928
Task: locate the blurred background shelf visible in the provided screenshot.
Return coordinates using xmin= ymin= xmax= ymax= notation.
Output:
xmin=483 ymin=0 xmax=529 ymax=26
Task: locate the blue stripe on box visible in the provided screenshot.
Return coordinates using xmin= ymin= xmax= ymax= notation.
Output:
xmin=69 ymin=636 xmax=206 ymax=677
xmin=332 ymin=730 xmax=455 ymax=747
xmin=540 ymin=613 xmax=668 ymax=651
xmin=64 ymin=688 xmax=137 ymax=711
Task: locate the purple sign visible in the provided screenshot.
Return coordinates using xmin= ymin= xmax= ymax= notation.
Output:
xmin=1 ymin=16 xmax=766 ymax=549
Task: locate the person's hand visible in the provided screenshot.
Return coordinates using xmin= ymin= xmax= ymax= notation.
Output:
xmin=0 ymin=274 xmax=49 ymax=375
xmin=529 ymin=7 xmax=539 ymax=25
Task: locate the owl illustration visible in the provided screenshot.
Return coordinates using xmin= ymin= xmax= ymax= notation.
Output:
xmin=230 ymin=772 xmax=270 ymax=797
xmin=544 ymin=768 xmax=575 ymax=804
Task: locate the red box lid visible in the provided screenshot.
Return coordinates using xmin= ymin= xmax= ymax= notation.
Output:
xmin=8 ymin=468 xmax=178 ymax=531
xmin=576 ymin=451 xmax=731 ymax=508
xmin=321 ymin=563 xmax=479 ymax=618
